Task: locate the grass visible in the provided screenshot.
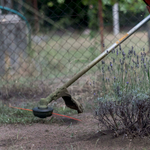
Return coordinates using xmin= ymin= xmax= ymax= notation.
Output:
xmin=53 ymin=105 xmax=77 ymax=115
xmin=0 ymin=102 xmax=40 ymax=124
xmin=33 ymin=31 xmax=148 ymax=79
xmin=0 ymin=101 xmax=78 ymax=124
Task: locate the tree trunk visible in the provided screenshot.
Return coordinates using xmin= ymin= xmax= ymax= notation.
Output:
xmin=33 ymin=0 xmax=39 ymax=32
xmin=98 ymin=0 xmax=104 ymax=52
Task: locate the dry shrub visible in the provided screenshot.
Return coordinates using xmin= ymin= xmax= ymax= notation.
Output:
xmin=95 ymin=90 xmax=150 ymax=138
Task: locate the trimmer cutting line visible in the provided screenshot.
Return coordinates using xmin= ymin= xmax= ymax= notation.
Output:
xmin=9 ymin=104 xmax=81 ymax=121
xmin=32 ymin=14 xmax=150 ymax=118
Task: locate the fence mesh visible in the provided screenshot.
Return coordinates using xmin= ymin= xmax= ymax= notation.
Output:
xmin=0 ymin=0 xmax=149 ymax=102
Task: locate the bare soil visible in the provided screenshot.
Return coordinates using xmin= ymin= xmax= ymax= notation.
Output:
xmin=1 ymin=111 xmax=150 ymax=150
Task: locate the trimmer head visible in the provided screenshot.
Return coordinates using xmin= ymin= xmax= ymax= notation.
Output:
xmin=32 ymin=107 xmax=53 ymax=118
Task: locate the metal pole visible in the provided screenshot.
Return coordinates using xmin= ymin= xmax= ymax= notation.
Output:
xmin=113 ymin=3 xmax=120 ymax=36
xmin=98 ymin=0 xmax=104 ymax=52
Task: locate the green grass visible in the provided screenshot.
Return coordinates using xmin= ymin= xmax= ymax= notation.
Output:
xmin=0 ymin=101 xmax=79 ymax=124
xmin=53 ymin=106 xmax=77 ymax=116
xmin=0 ymin=103 xmax=39 ymax=124
xmin=31 ymin=31 xmax=149 ymax=79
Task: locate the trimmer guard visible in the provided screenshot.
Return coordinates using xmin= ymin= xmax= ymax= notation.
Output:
xmin=61 ymin=88 xmax=83 ymax=113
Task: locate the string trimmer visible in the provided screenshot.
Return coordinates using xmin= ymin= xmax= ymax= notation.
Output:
xmin=33 ymin=15 xmax=150 ymax=118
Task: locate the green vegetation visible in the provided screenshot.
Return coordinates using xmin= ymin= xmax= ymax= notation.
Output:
xmin=95 ymin=46 xmax=150 ymax=138
xmin=0 ymin=101 xmax=78 ymax=124
xmin=95 ymin=45 xmax=150 ymax=98
xmin=53 ymin=105 xmax=77 ymax=116
xmin=22 ymin=0 xmax=147 ymax=30
xmin=0 ymin=102 xmax=39 ymax=124
xmin=32 ymin=32 xmax=148 ymax=78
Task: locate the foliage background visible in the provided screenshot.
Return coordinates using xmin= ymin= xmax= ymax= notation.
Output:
xmin=14 ymin=0 xmax=148 ymax=30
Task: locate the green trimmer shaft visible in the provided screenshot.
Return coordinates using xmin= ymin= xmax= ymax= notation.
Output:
xmin=33 ymin=15 xmax=150 ymax=118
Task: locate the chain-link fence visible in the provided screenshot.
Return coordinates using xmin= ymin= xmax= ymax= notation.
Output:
xmin=0 ymin=0 xmax=149 ymax=102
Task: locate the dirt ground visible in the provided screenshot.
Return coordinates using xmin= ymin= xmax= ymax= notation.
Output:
xmin=1 ymin=111 xmax=150 ymax=150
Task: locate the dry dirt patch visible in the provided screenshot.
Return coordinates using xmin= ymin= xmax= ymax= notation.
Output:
xmin=0 ymin=112 xmax=150 ymax=150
